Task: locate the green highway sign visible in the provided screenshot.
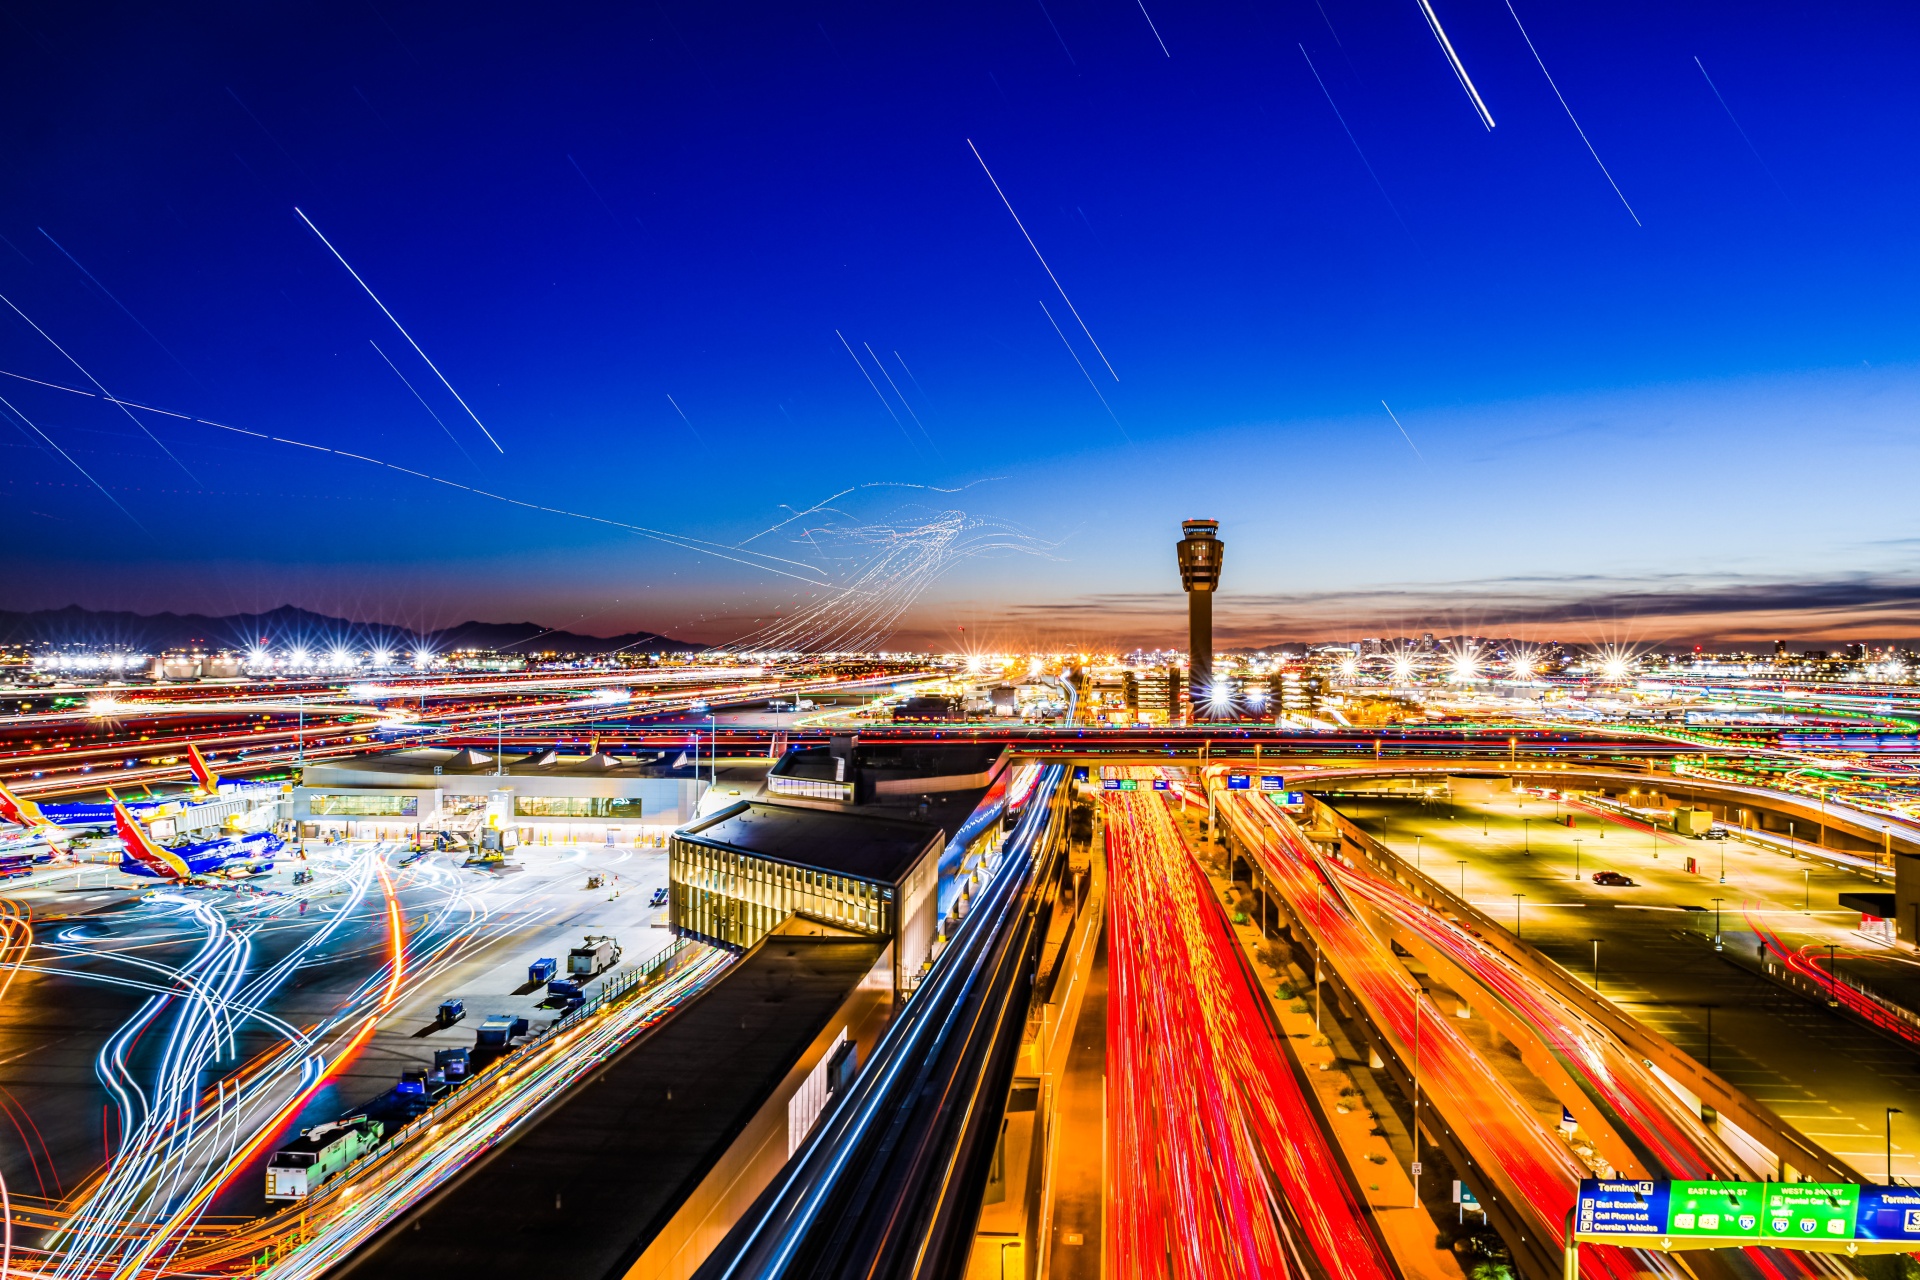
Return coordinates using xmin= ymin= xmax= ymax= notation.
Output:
xmin=1763 ymin=1182 xmax=1859 ymax=1242
xmin=1577 ymin=1179 xmax=1912 ymax=1253
xmin=1664 ymin=1181 xmax=1764 ymax=1240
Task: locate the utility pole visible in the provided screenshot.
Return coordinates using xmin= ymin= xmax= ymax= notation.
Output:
xmin=1890 ymin=1108 xmax=1903 ymax=1185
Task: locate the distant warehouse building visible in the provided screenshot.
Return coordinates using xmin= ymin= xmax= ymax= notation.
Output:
xmin=670 ymin=801 xmax=944 ymax=999
xmin=295 ymin=746 xmax=708 ymax=846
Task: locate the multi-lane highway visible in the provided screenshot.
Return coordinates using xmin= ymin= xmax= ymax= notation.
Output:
xmin=1104 ymin=775 xmax=1396 ymax=1280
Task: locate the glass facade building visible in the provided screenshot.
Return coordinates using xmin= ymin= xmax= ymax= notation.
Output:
xmin=669 ymin=841 xmax=894 ymax=953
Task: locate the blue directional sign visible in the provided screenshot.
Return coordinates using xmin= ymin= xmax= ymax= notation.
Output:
xmin=1151 ymin=779 xmax=1170 ymax=791
xmin=1259 ymin=775 xmax=1285 ymax=790
xmin=1101 ymin=779 xmax=1122 ymax=790
xmin=1226 ymin=774 xmax=1251 ymax=790
xmin=1576 ymin=1179 xmax=1669 ymax=1240
xmin=1856 ymin=1186 xmax=1920 ymax=1242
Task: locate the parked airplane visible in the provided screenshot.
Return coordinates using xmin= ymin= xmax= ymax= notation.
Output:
xmin=113 ymin=804 xmax=282 ymax=881
xmin=0 ymin=783 xmax=158 ymax=833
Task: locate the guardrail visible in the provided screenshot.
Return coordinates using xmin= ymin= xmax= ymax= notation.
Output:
xmin=275 ymin=936 xmax=698 ymax=1225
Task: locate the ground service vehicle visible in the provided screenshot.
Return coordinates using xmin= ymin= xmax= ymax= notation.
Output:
xmin=438 ymin=998 xmax=465 ymax=1025
xmin=434 ymin=1046 xmax=470 ymax=1081
xmin=265 ymin=1117 xmax=384 ymax=1201
xmin=569 ymin=935 xmax=621 ymax=977
xmin=528 ymin=957 xmax=557 ymax=984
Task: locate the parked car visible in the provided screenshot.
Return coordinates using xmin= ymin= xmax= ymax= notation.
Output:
xmin=1591 ymin=870 xmax=1635 ymax=887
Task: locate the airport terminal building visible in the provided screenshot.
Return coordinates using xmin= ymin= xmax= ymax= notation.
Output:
xmin=295 ymin=747 xmax=709 ymax=846
xmin=669 ymin=801 xmax=943 ymax=998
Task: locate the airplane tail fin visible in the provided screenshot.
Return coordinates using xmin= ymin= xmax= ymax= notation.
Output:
xmin=114 ymin=804 xmax=190 ymax=879
xmin=187 ymin=744 xmax=220 ymax=792
xmin=0 ymin=783 xmax=43 ymax=829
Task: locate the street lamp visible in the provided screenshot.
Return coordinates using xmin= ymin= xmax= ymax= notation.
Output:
xmin=1711 ymin=898 xmax=1723 ymax=951
xmin=1524 ymin=818 xmax=1531 ymax=853
xmin=1458 ymin=860 xmax=1467 ymax=899
xmin=1890 ymin=1109 xmax=1904 ymax=1185
xmin=1514 ymin=893 xmax=1524 ymax=939
xmin=1827 ymin=943 xmax=1840 ymax=1008
xmin=1591 ymin=939 xmax=1600 ymax=994
xmin=1574 ymin=839 xmax=1583 ymax=882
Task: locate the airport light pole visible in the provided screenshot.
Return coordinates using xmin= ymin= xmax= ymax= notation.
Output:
xmin=1712 ymin=898 xmax=1723 ymax=951
xmin=1514 ymin=893 xmax=1524 ymax=939
xmin=1591 ymin=939 xmax=1600 ymax=994
xmin=1458 ymin=861 xmax=1466 ymax=899
xmin=1574 ymin=839 xmax=1583 ymax=882
xmin=1889 ymin=1109 xmax=1903 ymax=1185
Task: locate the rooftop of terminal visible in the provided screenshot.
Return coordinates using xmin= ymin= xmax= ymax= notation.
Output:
xmin=677 ymin=800 xmax=945 ymax=885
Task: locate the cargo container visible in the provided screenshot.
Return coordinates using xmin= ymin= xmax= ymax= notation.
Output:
xmin=528 ymin=957 xmax=557 ymax=985
xmin=433 ymin=1046 xmax=470 ymax=1081
xmin=437 ymin=998 xmax=465 ymax=1025
xmin=475 ymin=1014 xmax=530 ymax=1048
xmin=547 ymin=979 xmax=582 ymax=1001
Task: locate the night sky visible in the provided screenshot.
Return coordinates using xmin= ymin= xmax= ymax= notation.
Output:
xmin=3 ymin=1 xmax=1919 ymax=648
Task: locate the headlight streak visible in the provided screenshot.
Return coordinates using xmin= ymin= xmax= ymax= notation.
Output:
xmin=9 ymin=840 xmax=692 ymax=1277
xmin=42 ymin=856 xmax=377 ymax=1278
xmin=249 ymin=948 xmax=732 ymax=1279
xmin=1218 ymin=792 xmax=1678 ymax=1280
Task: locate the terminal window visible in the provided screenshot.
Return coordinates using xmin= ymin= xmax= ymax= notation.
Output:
xmin=310 ymin=794 xmax=419 ymax=817
xmin=513 ymin=796 xmax=643 ymax=819
xmin=669 ymin=842 xmax=892 ymax=952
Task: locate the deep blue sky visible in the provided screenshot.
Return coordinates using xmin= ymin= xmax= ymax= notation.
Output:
xmin=3 ymin=0 xmax=1919 ymax=647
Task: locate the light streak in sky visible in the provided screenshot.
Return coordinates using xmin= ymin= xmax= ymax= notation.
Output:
xmin=967 ymin=139 xmax=1119 ymax=381
xmin=1135 ymin=0 xmax=1170 ymax=57
xmin=1503 ymin=1 xmax=1641 ymax=226
xmin=37 ymin=227 xmax=195 ymax=378
xmin=0 ymin=364 xmax=832 ymax=587
xmin=863 ymin=340 xmax=939 ymax=460
xmin=295 ymin=206 xmax=506 ymax=453
xmin=1414 ymin=0 xmax=1496 ymax=130
xmin=1694 ymin=57 xmax=1787 ymax=198
xmin=1038 ymin=299 xmax=1130 ymax=441
xmin=834 ymin=330 xmax=918 ymax=455
xmin=1380 ymin=399 xmax=1422 ymax=458
xmin=664 ymin=392 xmax=707 ymax=445
xmin=371 ymin=338 xmax=477 ymax=468
xmin=1298 ymin=47 xmax=1412 ymax=238
xmin=0 ymin=389 xmax=147 ymax=532
xmin=0 ymin=287 xmax=199 ymax=483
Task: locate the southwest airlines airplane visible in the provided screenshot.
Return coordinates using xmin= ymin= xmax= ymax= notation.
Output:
xmin=113 ymin=804 xmax=283 ymax=881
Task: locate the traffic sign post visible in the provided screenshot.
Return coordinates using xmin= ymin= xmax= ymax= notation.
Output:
xmin=1574 ymin=1179 xmax=1920 ymax=1254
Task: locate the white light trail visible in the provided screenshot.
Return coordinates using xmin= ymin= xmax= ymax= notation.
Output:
xmin=967 ymin=140 xmax=1118 ymax=380
xmin=1038 ymin=299 xmax=1129 ymax=440
xmin=1503 ymin=1 xmax=1640 ymax=226
xmin=1136 ymin=0 xmax=1170 ymax=56
xmin=1380 ymin=400 xmax=1422 ymax=458
xmin=1414 ymin=0 xmax=1495 ymax=129
xmin=0 ymin=287 xmax=199 ymax=483
xmin=295 ymin=207 xmax=506 ymax=452
xmin=0 ymin=365 xmax=832 ymax=587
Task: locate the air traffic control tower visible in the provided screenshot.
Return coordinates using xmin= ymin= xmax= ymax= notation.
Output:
xmin=1176 ymin=519 xmax=1223 ymax=719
